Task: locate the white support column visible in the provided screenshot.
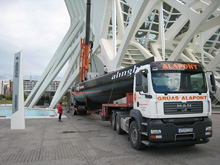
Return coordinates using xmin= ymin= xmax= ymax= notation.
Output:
xmin=164 ymin=15 xmax=188 ymax=41
xmin=200 ymin=15 xmax=220 ymax=33
xmin=29 ymin=31 xmax=84 ymax=108
xmin=115 ymin=0 xmax=150 ymax=68
xmin=100 ymin=0 xmax=113 ymax=39
xmin=206 ymin=51 xmax=220 ymax=71
xmin=116 ymin=0 xmax=125 ymax=38
xmin=65 ymin=0 xmax=77 ymax=22
xmin=159 ymin=0 xmax=166 ymax=61
xmin=206 ymin=51 xmax=220 ymax=102
xmin=50 ymin=68 xmax=79 ymax=109
xmin=112 ymin=0 xmax=117 ymax=58
xmin=200 ymin=32 xmax=205 ymax=65
xmin=49 ymin=47 xmax=80 ymax=108
xmin=184 ymin=48 xmax=199 ymax=62
xmin=25 ymin=22 xmax=77 ymax=107
xmin=180 ymin=53 xmax=195 ymax=62
xmin=168 ymin=0 xmax=220 ymax=61
xmin=27 ymin=21 xmax=83 ymax=108
xmin=11 ymin=51 xmax=25 ymax=130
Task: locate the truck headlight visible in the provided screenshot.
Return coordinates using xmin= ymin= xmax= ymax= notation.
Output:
xmin=205 ymin=132 xmax=212 ymax=136
xmin=206 ymin=126 xmax=212 ymax=131
xmin=151 ymin=129 xmax=161 ymax=135
xmin=205 ymin=126 xmax=212 ymax=136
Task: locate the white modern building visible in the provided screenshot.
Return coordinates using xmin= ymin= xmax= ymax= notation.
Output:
xmin=0 ymin=80 xmax=4 ymax=95
xmin=25 ymin=0 xmax=220 ymax=108
xmin=23 ymin=79 xmax=61 ymax=105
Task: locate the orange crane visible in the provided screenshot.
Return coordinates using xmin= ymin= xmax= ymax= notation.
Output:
xmin=79 ymin=38 xmax=90 ymax=82
xmin=79 ymin=0 xmax=91 ymax=83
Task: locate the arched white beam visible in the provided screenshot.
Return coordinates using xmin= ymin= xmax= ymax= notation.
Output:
xmin=49 ymin=47 xmax=80 ymax=108
xmin=28 ymin=26 xmax=85 ymax=108
xmin=116 ymin=0 xmax=125 ymax=38
xmin=165 ymin=15 xmax=188 ymax=41
xmin=65 ymin=0 xmax=77 ymax=22
xmin=101 ymin=0 xmax=112 ymax=39
xmin=50 ymin=68 xmax=79 ymax=109
xmin=184 ymin=48 xmax=199 ymax=62
xmin=168 ymin=0 xmax=220 ymax=61
xmin=46 ymin=21 xmax=81 ymax=80
xmin=24 ymin=21 xmax=77 ymax=107
xmin=115 ymin=0 xmax=150 ymax=69
xmin=199 ymin=15 xmax=220 ymax=33
xmin=206 ymin=51 xmax=220 ymax=101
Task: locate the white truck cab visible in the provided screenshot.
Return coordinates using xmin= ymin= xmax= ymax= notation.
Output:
xmin=128 ymin=61 xmax=215 ymax=149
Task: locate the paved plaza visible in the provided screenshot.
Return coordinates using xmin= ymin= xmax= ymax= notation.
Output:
xmin=0 ymin=109 xmax=220 ymax=165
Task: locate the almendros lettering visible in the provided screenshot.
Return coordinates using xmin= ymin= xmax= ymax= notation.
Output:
xmin=111 ymin=65 xmax=139 ymax=80
xmin=162 ymin=63 xmax=198 ymax=70
xmin=157 ymin=96 xmax=207 ymax=101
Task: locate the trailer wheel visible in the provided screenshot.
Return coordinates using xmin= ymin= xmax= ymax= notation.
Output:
xmin=129 ymin=120 xmax=145 ymax=150
xmin=116 ymin=115 xmax=124 ymax=135
xmin=111 ymin=112 xmax=116 ymax=130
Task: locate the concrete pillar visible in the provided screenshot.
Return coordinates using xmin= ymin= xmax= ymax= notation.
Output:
xmin=11 ymin=51 xmax=25 ymax=130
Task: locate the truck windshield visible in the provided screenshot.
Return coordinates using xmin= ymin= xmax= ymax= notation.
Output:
xmin=151 ymin=71 xmax=207 ymax=93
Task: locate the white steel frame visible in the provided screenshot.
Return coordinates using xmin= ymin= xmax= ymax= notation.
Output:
xmin=25 ymin=0 xmax=220 ymax=108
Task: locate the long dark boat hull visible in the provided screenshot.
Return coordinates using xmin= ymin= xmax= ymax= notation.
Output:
xmin=72 ymin=57 xmax=154 ymax=109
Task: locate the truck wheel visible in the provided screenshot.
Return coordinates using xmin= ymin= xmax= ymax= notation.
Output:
xmin=129 ymin=120 xmax=145 ymax=150
xmin=116 ymin=115 xmax=124 ymax=135
xmin=111 ymin=112 xmax=116 ymax=130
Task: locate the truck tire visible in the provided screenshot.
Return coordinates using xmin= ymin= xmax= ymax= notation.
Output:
xmin=116 ymin=115 xmax=125 ymax=135
xmin=111 ymin=112 xmax=116 ymax=130
xmin=129 ymin=120 xmax=145 ymax=150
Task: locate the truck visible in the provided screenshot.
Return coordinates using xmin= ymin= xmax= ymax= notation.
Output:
xmin=72 ymin=57 xmax=216 ymax=149
xmin=72 ymin=0 xmax=216 ymax=150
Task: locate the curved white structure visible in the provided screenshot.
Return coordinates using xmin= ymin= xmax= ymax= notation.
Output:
xmin=25 ymin=0 xmax=220 ymax=108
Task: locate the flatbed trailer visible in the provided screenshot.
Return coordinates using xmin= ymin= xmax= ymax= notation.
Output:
xmin=100 ymin=93 xmax=133 ymax=120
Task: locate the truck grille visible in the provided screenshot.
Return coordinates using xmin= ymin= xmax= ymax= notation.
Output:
xmin=164 ymin=101 xmax=203 ymax=115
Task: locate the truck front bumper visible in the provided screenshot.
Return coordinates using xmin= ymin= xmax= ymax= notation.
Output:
xmin=146 ymin=117 xmax=212 ymax=145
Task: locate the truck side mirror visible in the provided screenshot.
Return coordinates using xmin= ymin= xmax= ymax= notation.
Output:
xmin=136 ymin=72 xmax=142 ymax=92
xmin=210 ymin=74 xmax=216 ymax=85
xmin=210 ymin=73 xmax=217 ymax=92
xmin=212 ymin=86 xmax=217 ymax=92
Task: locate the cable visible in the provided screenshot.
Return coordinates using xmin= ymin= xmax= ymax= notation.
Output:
xmin=108 ymin=78 xmax=116 ymax=104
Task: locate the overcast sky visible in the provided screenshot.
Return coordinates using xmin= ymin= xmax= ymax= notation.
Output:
xmin=0 ymin=0 xmax=70 ymax=82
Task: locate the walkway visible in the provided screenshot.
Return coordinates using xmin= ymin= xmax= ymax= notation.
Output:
xmin=0 ymin=109 xmax=220 ymax=165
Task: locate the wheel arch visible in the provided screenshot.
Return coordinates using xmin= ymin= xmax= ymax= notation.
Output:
xmin=130 ymin=109 xmax=144 ymax=132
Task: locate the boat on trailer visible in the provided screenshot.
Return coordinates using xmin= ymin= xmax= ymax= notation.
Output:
xmin=72 ymin=57 xmax=154 ymax=110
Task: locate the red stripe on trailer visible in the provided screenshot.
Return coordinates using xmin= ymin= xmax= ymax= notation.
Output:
xmin=72 ymin=90 xmax=104 ymax=96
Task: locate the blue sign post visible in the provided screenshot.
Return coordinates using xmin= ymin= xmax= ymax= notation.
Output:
xmin=11 ymin=51 xmax=25 ymax=129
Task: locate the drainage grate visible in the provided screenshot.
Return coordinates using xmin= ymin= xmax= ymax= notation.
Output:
xmin=62 ymin=131 xmax=76 ymax=134
xmin=62 ymin=130 xmax=100 ymax=134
